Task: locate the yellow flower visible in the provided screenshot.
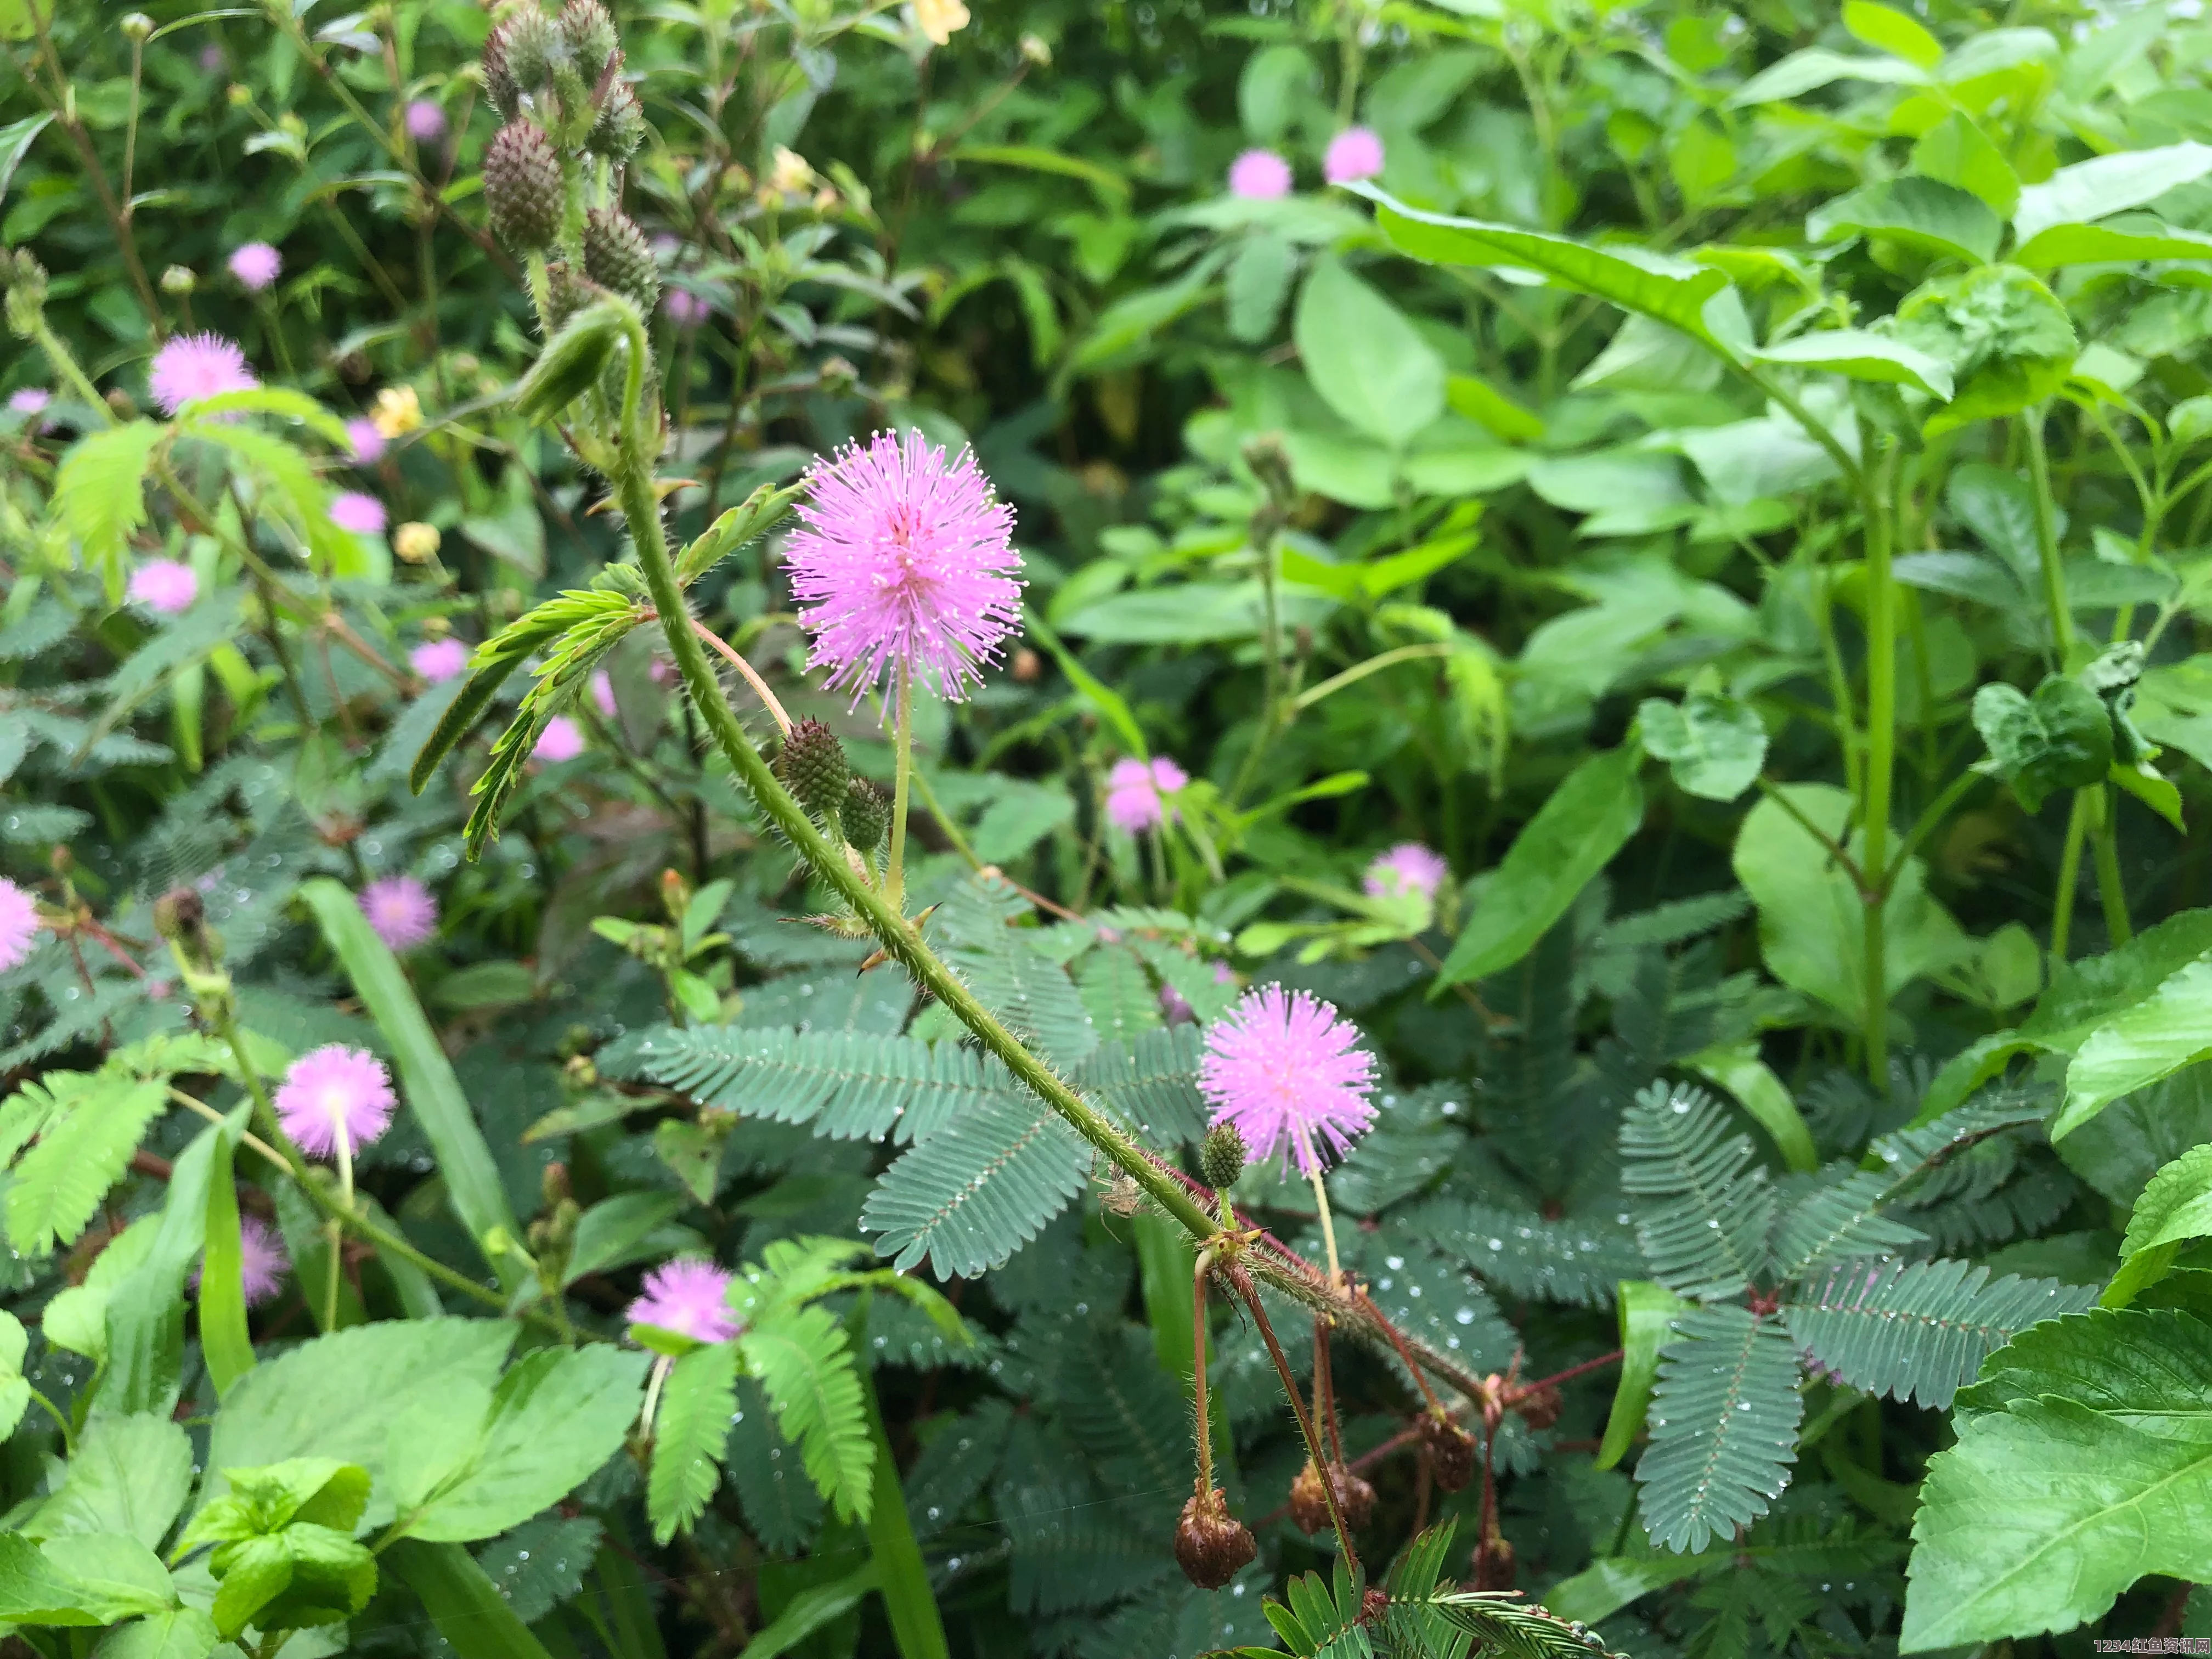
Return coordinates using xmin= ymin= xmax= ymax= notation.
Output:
xmin=393 ymin=522 xmax=442 ymax=564
xmin=914 ymin=0 xmax=969 ymax=47
xmin=768 ymin=146 xmax=814 ymax=196
xmin=370 ymin=385 xmax=423 ymax=438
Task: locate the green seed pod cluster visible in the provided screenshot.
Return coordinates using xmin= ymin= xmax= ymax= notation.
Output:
xmin=1199 ymin=1122 xmax=1246 ymax=1192
xmin=583 ymin=207 xmax=659 ymax=314
xmin=558 ymin=0 xmax=618 ymax=77
xmin=840 ymin=778 xmax=892 ymax=853
xmin=775 ymin=720 xmax=853 ymax=826
xmin=586 ymin=80 xmax=645 ymax=162
xmin=484 ymin=121 xmax=562 ymax=252
xmin=495 ymin=7 xmax=562 ymax=106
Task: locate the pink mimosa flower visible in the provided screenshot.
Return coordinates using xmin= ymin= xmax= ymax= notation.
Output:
xmin=0 ymin=878 xmax=39 ymax=972
xmin=274 ymin=1045 xmax=397 ymax=1158
xmin=411 ymin=637 xmax=469 ymax=684
xmin=330 ymin=492 xmax=387 ymax=535
xmin=1323 ymin=127 xmax=1385 ymax=185
xmin=405 ymin=99 xmax=447 ymax=142
xmin=1103 ymin=755 xmax=1187 ymax=833
xmin=9 ymin=388 xmax=50 ymax=415
xmin=359 ymin=874 xmax=438 ymax=951
xmin=345 ymin=418 xmax=386 ymax=465
xmin=534 ymin=716 xmax=584 ymax=763
xmin=627 ymin=1258 xmax=739 ymax=1344
xmin=128 ymin=560 xmax=199 ymax=615
xmin=591 ymin=670 xmax=617 ymax=718
xmin=195 ymin=1213 xmax=290 ymax=1307
xmin=1229 ymin=149 xmax=1293 ymax=200
xmin=228 ymin=242 xmax=282 ymax=291
xmin=783 ymin=430 xmax=1024 ymax=703
xmin=1199 ymin=986 xmax=1376 ymax=1175
xmin=148 ymin=333 xmax=257 ymax=415
xmin=1364 ymin=842 xmax=1448 ymax=901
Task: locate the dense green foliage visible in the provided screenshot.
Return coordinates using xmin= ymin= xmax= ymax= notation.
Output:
xmin=7 ymin=0 xmax=2212 ymax=1655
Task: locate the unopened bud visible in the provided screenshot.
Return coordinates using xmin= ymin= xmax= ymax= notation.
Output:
xmin=1172 ymin=1487 xmax=1256 ymax=1590
xmin=557 ymin=0 xmax=618 ymax=77
xmin=817 ymin=355 xmax=857 ymax=394
xmin=227 ymin=82 xmax=252 ymax=107
xmin=484 ymin=120 xmax=563 ymax=252
xmin=1472 ymin=1531 xmax=1516 ymax=1592
xmin=1011 ymin=646 xmax=1042 ymax=684
xmin=393 ymin=521 xmax=442 ymax=563
xmin=1243 ymin=431 xmax=1294 ymax=506
xmin=153 ymin=887 xmax=207 ymax=946
xmin=541 ymin=1159 xmax=571 ymax=1206
xmin=1198 ymin=1122 xmax=1246 ymax=1191
xmin=1019 ymin=31 xmax=1051 ymax=64
xmin=1288 ymin=1459 xmax=1374 ymax=1536
xmin=583 ymin=207 xmax=658 ymax=312
xmin=121 ymin=13 xmax=154 ymax=41
xmin=776 ymin=719 xmax=853 ymax=824
xmin=840 ymin=777 xmax=891 ymax=853
xmin=497 ymin=6 xmax=560 ymax=100
xmin=106 ymin=388 xmax=138 ymax=419
xmin=586 ymin=78 xmax=645 ymax=161
xmin=161 ymin=265 xmax=196 ymax=295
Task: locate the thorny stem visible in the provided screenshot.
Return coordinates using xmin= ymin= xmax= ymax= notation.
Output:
xmin=1192 ymin=1249 xmax=1217 ymax=1493
xmin=1229 ymin=1267 xmax=1358 ymax=1573
xmin=887 ymin=661 xmax=914 ymax=913
xmin=1313 ymin=1316 xmax=1346 ymax=1465
xmin=684 ymin=615 xmax=793 ymax=736
xmin=1356 ymin=1286 xmax=1443 ymax=1413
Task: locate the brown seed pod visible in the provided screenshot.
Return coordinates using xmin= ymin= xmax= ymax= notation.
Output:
xmin=1287 ymin=1459 xmax=1375 ymax=1535
xmin=1173 ymin=1487 xmax=1256 ymax=1590
xmin=1419 ymin=1412 xmax=1477 ymax=1493
xmin=1472 ymin=1531 xmax=1517 ymax=1592
xmin=1514 ymin=1383 xmax=1564 ymax=1431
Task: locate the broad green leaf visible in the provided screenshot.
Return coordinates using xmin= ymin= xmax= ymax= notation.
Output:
xmin=1689 ymin=1042 xmax=1816 ymax=1171
xmin=197 ymin=1131 xmax=254 ymax=1400
xmin=1726 ymin=48 xmax=1930 ymax=106
xmin=0 ymin=1309 xmax=24 ymax=1440
xmin=564 ymin=1192 xmax=687 ymax=1285
xmin=2012 ymin=217 xmax=2212 ymax=268
xmin=1357 ymin=185 xmax=1746 ymax=359
xmin=400 ymin=1346 xmax=651 ymax=1542
xmin=849 ymin=1302 xmax=950 ymax=1659
xmin=1901 ymin=1395 xmax=2212 ymax=1649
xmin=0 ymin=112 xmax=53 ymax=207
xmin=1638 ymin=692 xmax=1767 ymax=802
xmin=0 ymin=1533 xmax=113 ymax=1626
xmin=1752 ymin=329 xmax=1954 ymax=399
xmin=297 ymin=878 xmax=524 ymax=1286
xmin=1973 ymin=678 xmax=2113 ymax=814
xmin=1543 ymin=1555 xmax=1703 ymax=1625
xmin=386 ymin=1539 xmax=558 ymax=1659
xmin=178 ymin=386 xmax=350 ymax=447
xmin=93 ymin=1607 xmax=221 ymax=1659
xmin=1436 ymin=746 xmax=1644 ymax=987
xmin=2012 ymin=140 xmax=2212 ymax=246
xmin=1955 ymin=1307 xmax=2212 ymax=1430
xmin=1911 ymin=113 xmax=2021 ymax=217
xmin=2108 ymin=1144 xmax=2212 ymax=1308
xmin=734 ymin=1564 xmax=881 ymax=1659
xmin=53 ymin=422 xmax=163 ymax=588
xmin=2056 ymin=960 xmax=2212 ymax=1138
xmin=1594 ymin=1279 xmax=1694 ymax=1472
xmin=1445 ymin=372 xmax=1543 ymax=443
xmin=1844 ymin=1 xmax=1942 ymax=69
xmin=1732 ymin=785 xmax=1972 ymax=1026
xmin=1808 ymin=177 xmax=2001 ymax=266
xmin=30 ymin=1414 xmax=193 ymax=1548
xmin=1897 ymin=264 xmax=2078 ymax=435
xmin=206 ymin=1526 xmax=374 ymax=1639
xmin=35 ymin=1536 xmax=175 ymax=1620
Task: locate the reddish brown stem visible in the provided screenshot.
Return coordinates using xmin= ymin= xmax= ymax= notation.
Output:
xmin=1192 ymin=1249 xmax=1216 ymax=1493
xmin=1356 ymin=1286 xmax=1445 ymax=1412
xmin=1506 ymin=1347 xmax=1623 ymax=1403
xmin=1313 ymin=1315 xmax=1346 ymax=1465
xmin=1228 ymin=1267 xmax=1359 ymax=1575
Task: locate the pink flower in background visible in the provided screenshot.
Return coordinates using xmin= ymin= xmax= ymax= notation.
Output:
xmin=1228 ymin=148 xmax=1293 ymax=200
xmin=1103 ymin=755 xmax=1187 ymax=833
xmin=404 ymin=99 xmax=447 ymax=142
xmin=228 ymin=242 xmax=282 ymax=291
xmin=410 ymin=637 xmax=469 ymax=684
xmin=199 ymin=44 xmax=226 ymax=71
xmin=128 ymin=560 xmax=200 ymax=614
xmin=1212 ymin=960 xmax=1236 ymax=985
xmin=0 ymin=879 xmax=39 ymax=972
xmin=1364 ymin=842 xmax=1447 ymax=901
xmin=274 ymin=1045 xmax=397 ymax=1158
xmin=345 ymin=418 xmax=386 ymax=465
xmin=664 ymin=288 xmax=710 ymax=327
xmin=359 ymin=874 xmax=438 ymax=951
xmin=784 ymin=429 xmax=1024 ymax=702
xmin=148 ymin=332 xmax=257 ymax=415
xmin=1324 ymin=127 xmax=1385 ymax=185
xmin=330 ymin=492 xmax=387 ymax=535
xmin=591 ymin=670 xmax=617 ymax=718
xmin=9 ymin=389 xmax=50 ymax=415
xmin=194 ymin=1213 xmax=290 ymax=1307
xmin=627 ymin=1259 xmax=739 ymax=1344
xmin=534 ymin=716 xmax=584 ymax=763
xmin=1160 ymin=984 xmax=1196 ymax=1025
xmin=1199 ymin=985 xmax=1376 ymax=1175
xmin=648 ymin=656 xmax=676 ymax=687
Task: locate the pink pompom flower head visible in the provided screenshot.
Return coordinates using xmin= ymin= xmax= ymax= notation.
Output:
xmin=127 ymin=559 xmax=199 ymax=616
xmin=330 ymin=491 xmax=387 ymax=535
xmin=404 ymin=99 xmax=447 ymax=142
xmin=274 ymin=1045 xmax=397 ymax=1159
xmin=345 ymin=418 xmax=386 ymax=465
xmin=784 ymin=429 xmax=1024 ymax=703
xmin=627 ymin=1258 xmax=740 ymax=1346
xmin=410 ymin=637 xmax=470 ymax=684
xmin=148 ymin=333 xmax=258 ymax=416
xmin=1229 ymin=148 xmax=1294 ymax=200
xmin=359 ymin=874 xmax=438 ymax=951
xmin=664 ymin=287 xmax=712 ymax=328
xmin=1324 ymin=127 xmax=1385 ymax=185
xmin=0 ymin=878 xmax=40 ymax=973
xmin=1103 ymin=755 xmax=1188 ymax=834
xmin=9 ymin=388 xmax=50 ymax=416
xmin=1199 ymin=985 xmax=1377 ymax=1175
xmin=228 ymin=242 xmax=283 ymax=292
xmin=591 ymin=669 xmax=617 ymax=719
xmin=1364 ymin=842 xmax=1447 ymax=902
xmin=534 ymin=716 xmax=585 ymax=763
xmin=194 ymin=1212 xmax=290 ymax=1308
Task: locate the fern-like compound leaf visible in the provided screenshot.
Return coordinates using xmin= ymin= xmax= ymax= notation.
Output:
xmin=1071 ymin=1023 xmax=1208 ymax=1147
xmin=1637 ymin=1304 xmax=1804 ymax=1554
xmin=1 ymin=1069 xmax=167 ymax=1256
xmin=860 ymin=1090 xmax=1090 ymax=1278
xmin=740 ymin=1303 xmax=873 ymax=1525
xmin=1769 ymin=1167 xmax=1926 ymax=1281
xmin=647 ymin=1340 xmax=738 ymax=1544
xmin=1785 ymin=1256 xmax=2095 ymax=1409
xmin=1620 ymin=1082 xmax=1774 ymax=1299
xmin=1407 ymin=1198 xmax=1643 ymax=1308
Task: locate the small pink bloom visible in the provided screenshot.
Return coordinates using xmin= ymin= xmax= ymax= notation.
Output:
xmin=345 ymin=418 xmax=386 ymax=465
xmin=128 ymin=559 xmax=200 ymax=615
xmin=274 ymin=1045 xmax=397 ymax=1158
xmin=1228 ymin=148 xmax=1293 ymax=200
xmin=1160 ymin=984 xmax=1195 ymax=1025
xmin=330 ymin=491 xmax=387 ymax=535
xmin=785 ymin=430 xmax=1024 ymax=703
xmin=148 ymin=333 xmax=258 ymax=416
xmin=199 ymin=44 xmax=226 ymax=71
xmin=534 ymin=716 xmax=584 ymax=763
xmin=1323 ymin=127 xmax=1385 ymax=185
xmin=195 ymin=1212 xmax=290 ymax=1308
xmin=591 ymin=670 xmax=617 ymax=718
xmin=1364 ymin=842 xmax=1447 ymax=902
xmin=0 ymin=878 xmax=39 ymax=972
xmin=8 ymin=388 xmax=50 ymax=415
xmin=627 ymin=1258 xmax=740 ymax=1345
xmin=664 ymin=288 xmax=711 ymax=327
xmin=1199 ymin=985 xmax=1376 ymax=1175
xmin=404 ymin=99 xmax=447 ymax=142
xmin=1213 ymin=961 xmax=1235 ymax=985
xmin=648 ymin=657 xmax=676 ymax=687
xmin=1104 ymin=757 xmax=1165 ymax=833
xmin=410 ymin=637 xmax=469 ymax=684
xmin=228 ymin=242 xmax=283 ymax=292
xmin=359 ymin=874 xmax=438 ymax=951
xmin=1150 ymin=757 xmax=1188 ymax=793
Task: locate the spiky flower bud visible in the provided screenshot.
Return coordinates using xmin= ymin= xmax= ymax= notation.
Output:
xmin=1419 ymin=1412 xmax=1476 ymax=1493
xmin=1199 ymin=1122 xmax=1246 ymax=1192
xmin=540 ymin=261 xmax=599 ymax=331
xmin=497 ymin=6 xmax=561 ymax=101
xmin=558 ymin=0 xmax=618 ymax=78
xmin=776 ymin=720 xmax=853 ymax=824
xmin=583 ymin=207 xmax=659 ymax=313
xmin=1288 ymin=1459 xmax=1375 ymax=1536
xmin=586 ymin=78 xmax=645 ymax=161
xmin=484 ymin=121 xmax=563 ymax=252
xmin=481 ymin=19 xmax=524 ymax=119
xmin=840 ymin=778 xmax=891 ymax=852
xmin=1172 ymin=1487 xmax=1256 ymax=1590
